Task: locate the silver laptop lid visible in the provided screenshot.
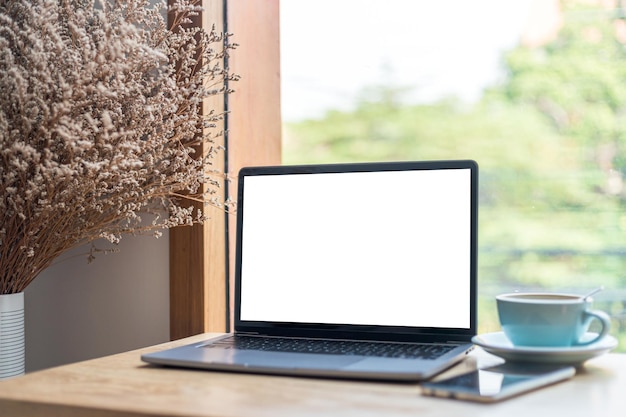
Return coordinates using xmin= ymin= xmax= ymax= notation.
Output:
xmin=234 ymin=160 xmax=478 ymax=343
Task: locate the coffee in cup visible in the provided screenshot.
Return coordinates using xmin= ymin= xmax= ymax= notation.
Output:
xmin=496 ymin=292 xmax=611 ymax=347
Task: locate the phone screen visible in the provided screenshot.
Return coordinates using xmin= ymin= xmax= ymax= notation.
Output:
xmin=421 ymin=363 xmax=575 ymax=402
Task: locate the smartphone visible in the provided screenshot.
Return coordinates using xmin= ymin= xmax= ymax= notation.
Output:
xmin=421 ymin=363 xmax=576 ymax=403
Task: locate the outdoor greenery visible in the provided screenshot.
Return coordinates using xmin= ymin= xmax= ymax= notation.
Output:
xmin=282 ymin=3 xmax=626 ymax=350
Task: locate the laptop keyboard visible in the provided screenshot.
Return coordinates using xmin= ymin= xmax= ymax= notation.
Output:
xmin=207 ymin=335 xmax=457 ymax=360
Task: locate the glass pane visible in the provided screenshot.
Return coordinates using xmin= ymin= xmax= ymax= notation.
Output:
xmin=281 ymin=0 xmax=626 ymax=350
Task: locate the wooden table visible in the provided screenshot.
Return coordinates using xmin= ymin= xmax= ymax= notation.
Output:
xmin=0 ymin=333 xmax=624 ymax=417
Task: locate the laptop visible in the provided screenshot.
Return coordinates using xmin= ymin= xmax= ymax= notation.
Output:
xmin=142 ymin=159 xmax=478 ymax=381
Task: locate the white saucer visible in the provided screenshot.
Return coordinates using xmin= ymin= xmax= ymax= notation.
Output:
xmin=471 ymin=332 xmax=618 ymax=365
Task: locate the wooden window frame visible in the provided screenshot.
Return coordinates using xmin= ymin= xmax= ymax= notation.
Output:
xmin=169 ymin=0 xmax=281 ymax=340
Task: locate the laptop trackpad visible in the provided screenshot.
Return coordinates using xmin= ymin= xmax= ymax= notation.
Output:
xmin=212 ymin=350 xmax=363 ymax=370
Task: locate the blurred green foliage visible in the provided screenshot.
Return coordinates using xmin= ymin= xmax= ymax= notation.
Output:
xmin=282 ymin=2 xmax=626 ymax=349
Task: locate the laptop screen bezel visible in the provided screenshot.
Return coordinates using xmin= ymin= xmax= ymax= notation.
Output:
xmin=233 ymin=160 xmax=478 ymax=343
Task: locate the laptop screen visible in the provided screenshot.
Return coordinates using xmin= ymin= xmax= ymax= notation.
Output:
xmin=235 ymin=160 xmax=477 ymax=338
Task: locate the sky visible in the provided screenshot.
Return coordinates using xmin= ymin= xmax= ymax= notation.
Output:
xmin=280 ymin=0 xmax=533 ymax=122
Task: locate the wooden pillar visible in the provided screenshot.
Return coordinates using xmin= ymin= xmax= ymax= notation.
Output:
xmin=226 ymin=0 xmax=282 ymax=330
xmin=169 ymin=0 xmax=281 ymax=339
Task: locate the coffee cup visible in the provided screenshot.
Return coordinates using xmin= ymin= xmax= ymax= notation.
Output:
xmin=496 ymin=292 xmax=611 ymax=347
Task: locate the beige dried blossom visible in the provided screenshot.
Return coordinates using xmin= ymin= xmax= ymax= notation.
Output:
xmin=0 ymin=0 xmax=237 ymax=293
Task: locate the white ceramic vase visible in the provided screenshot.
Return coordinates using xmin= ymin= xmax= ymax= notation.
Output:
xmin=0 ymin=292 xmax=25 ymax=379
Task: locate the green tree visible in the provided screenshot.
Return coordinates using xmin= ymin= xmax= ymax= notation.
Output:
xmin=282 ymin=1 xmax=626 ymax=348
xmin=497 ymin=2 xmax=626 ymax=195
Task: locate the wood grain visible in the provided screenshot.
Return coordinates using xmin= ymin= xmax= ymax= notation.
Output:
xmin=169 ymin=0 xmax=228 ymax=339
xmin=169 ymin=0 xmax=282 ymax=338
xmin=225 ymin=0 xmax=282 ymax=329
xmin=1 ymin=334 xmax=625 ymax=417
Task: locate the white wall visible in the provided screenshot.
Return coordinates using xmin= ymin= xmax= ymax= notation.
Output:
xmin=24 ymin=232 xmax=170 ymax=372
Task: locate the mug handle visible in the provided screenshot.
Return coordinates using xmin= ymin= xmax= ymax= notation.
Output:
xmin=575 ymin=309 xmax=611 ymax=346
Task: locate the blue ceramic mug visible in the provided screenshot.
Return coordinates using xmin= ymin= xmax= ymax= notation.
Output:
xmin=496 ymin=293 xmax=611 ymax=347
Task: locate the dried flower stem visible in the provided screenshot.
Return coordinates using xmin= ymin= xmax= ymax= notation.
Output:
xmin=0 ymin=0 xmax=237 ymax=293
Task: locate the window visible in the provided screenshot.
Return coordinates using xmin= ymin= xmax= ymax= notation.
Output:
xmin=281 ymin=0 xmax=626 ymax=349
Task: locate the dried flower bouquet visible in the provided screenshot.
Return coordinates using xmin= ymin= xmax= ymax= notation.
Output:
xmin=0 ymin=0 xmax=236 ymax=294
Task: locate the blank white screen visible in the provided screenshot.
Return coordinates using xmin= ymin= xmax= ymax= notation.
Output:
xmin=239 ymin=168 xmax=471 ymax=329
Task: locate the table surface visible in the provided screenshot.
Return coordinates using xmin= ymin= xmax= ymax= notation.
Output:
xmin=0 ymin=333 xmax=624 ymax=417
